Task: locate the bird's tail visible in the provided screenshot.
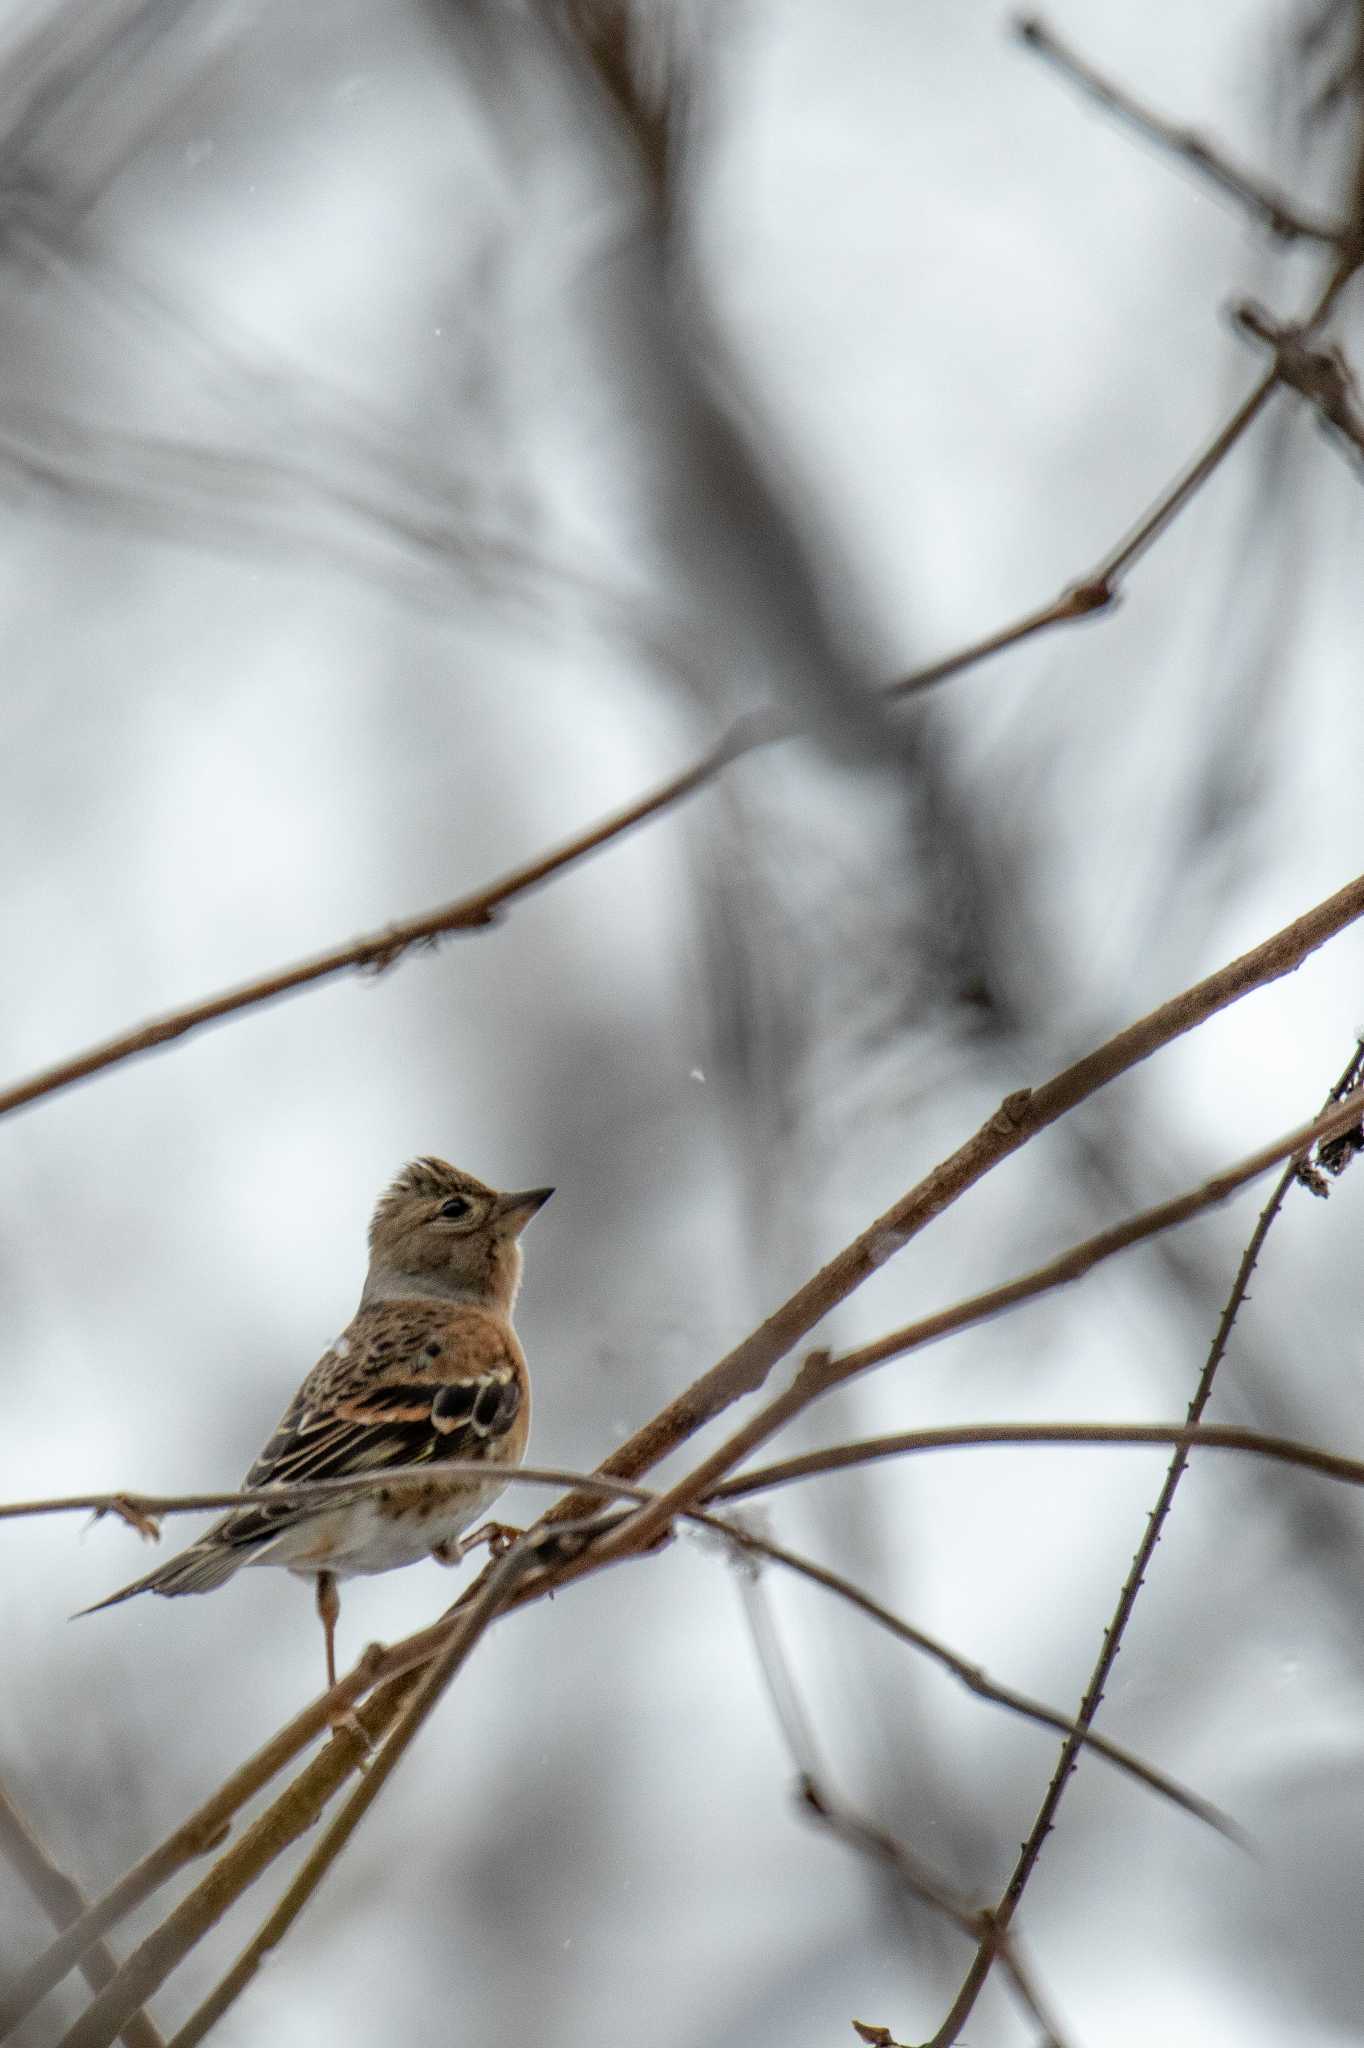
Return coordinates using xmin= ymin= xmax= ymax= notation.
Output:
xmin=75 ymin=1536 xmax=244 ymax=1617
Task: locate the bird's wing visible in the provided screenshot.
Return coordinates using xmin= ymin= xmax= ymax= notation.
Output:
xmin=78 ymin=1303 xmax=526 ymax=1609
xmin=219 ymin=1302 xmax=526 ymax=1550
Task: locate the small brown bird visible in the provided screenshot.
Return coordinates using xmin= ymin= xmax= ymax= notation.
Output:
xmin=82 ymin=1159 xmax=552 ymax=1689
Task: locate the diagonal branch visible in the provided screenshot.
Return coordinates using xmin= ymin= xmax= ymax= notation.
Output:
xmin=11 ymin=878 xmax=1364 ymax=2032
xmin=158 ymin=1537 xmax=554 ymax=2048
xmin=716 ymin=1520 xmax=1235 ymax=1840
xmin=0 ymin=1783 xmax=163 ymax=2048
xmin=925 ymin=1038 xmax=1364 ymax=2043
xmin=0 ymin=710 xmax=775 ymax=1122
xmin=586 ymin=1074 xmax=1364 ymax=1558
xmin=736 ymin=1562 xmax=979 ymax=1932
xmin=553 ymin=865 xmax=1364 ymax=1535
xmin=1233 ymin=300 xmax=1364 ymax=468
xmin=736 ymin=1569 xmax=1073 ymax=2047
xmin=1016 ymin=14 xmax=1347 ymax=245
xmin=6 ymin=1469 xmax=1224 ymax=2038
xmin=6 ymin=275 xmax=1362 ymax=1133
xmin=14 ymin=883 xmax=1364 ymax=2030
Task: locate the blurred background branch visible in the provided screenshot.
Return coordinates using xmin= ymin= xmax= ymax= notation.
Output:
xmin=5 ymin=1 xmax=1364 ymax=2044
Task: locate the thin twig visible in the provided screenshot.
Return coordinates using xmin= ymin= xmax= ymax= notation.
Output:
xmin=0 ymin=712 xmax=776 ymax=1122
xmin=19 ymin=901 xmax=1364 ymax=2027
xmin=722 ymin=1419 xmax=1364 ymax=1503
xmin=886 ymin=579 xmax=1114 ymax=698
xmin=554 ymin=865 xmax=1364 ymax=1538
xmin=925 ymin=1039 xmax=1364 ymax=2044
xmin=0 ymin=1459 xmax=636 ymax=1528
xmin=162 ymin=1537 xmax=551 ymax=2048
xmin=738 ymin=1572 xmax=1073 ymax=2045
xmin=1233 ymin=300 xmax=1364 ymax=466
xmin=1007 ymin=15 xmax=1364 ymax=598
xmin=592 ymin=1081 xmax=1364 ymax=1558
xmin=715 ymin=1519 xmax=1237 ymax=1840
xmin=1016 ymin=14 xmax=1345 ymax=244
xmin=29 ymin=987 xmax=1351 ymax=2015
xmin=8 ymin=285 xmax=1363 ymax=1138
xmin=21 ymin=1470 xmax=1227 ymax=1833
xmin=15 ymin=1413 xmax=1364 ymax=1537
xmin=737 ymin=1564 xmax=978 ymax=1931
xmin=13 ymin=1388 xmax=1364 ymax=1542
xmin=11 ymin=1463 xmax=1227 ymax=2044
xmin=0 ymin=1783 xmax=164 ymax=2048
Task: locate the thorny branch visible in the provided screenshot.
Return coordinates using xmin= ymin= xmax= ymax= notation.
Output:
xmin=896 ymin=6 xmax=1364 ymax=2024
xmin=924 ymin=1040 xmax=1364 ymax=2043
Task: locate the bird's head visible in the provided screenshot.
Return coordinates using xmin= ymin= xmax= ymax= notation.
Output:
xmin=363 ymin=1158 xmax=553 ymax=1312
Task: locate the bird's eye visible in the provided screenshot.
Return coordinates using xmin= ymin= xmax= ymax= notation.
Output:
xmin=439 ymin=1196 xmax=471 ymax=1219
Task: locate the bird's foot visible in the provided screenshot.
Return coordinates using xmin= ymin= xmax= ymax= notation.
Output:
xmin=99 ymin=1495 xmax=163 ymax=1543
xmin=461 ymin=1520 xmax=522 ymax=1561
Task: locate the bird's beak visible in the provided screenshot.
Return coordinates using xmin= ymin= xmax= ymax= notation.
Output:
xmin=495 ymin=1186 xmax=554 ymax=1234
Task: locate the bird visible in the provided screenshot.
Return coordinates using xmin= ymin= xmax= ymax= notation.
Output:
xmin=81 ymin=1158 xmax=553 ymax=1692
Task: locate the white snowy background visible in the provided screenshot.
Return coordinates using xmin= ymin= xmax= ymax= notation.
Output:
xmin=3 ymin=1 xmax=1364 ymax=2042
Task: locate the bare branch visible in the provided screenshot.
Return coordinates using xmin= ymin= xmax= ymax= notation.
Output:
xmin=0 ymin=1668 xmax=388 ymax=2033
xmin=737 ymin=1564 xmax=979 ymax=1931
xmin=816 ymin=1085 xmax=1364 ymax=1385
xmin=1234 ymin=300 xmax=1364 ymax=468
xmin=0 ymin=1458 xmax=640 ymax=1528
xmin=2 ymin=277 xmax=1356 ymax=1137
xmin=556 ymin=864 xmax=1364 ymax=1540
xmin=1016 ymin=14 xmax=1346 ymax=245
xmin=925 ymin=1038 xmax=1364 ymax=2040
xmin=13 ymin=896 xmax=1364 ymax=2032
xmin=738 ymin=1570 xmax=1072 ymax=2044
xmin=716 ymin=1520 xmax=1237 ymax=1841
xmin=10 ymin=1463 xmax=1226 ymax=2035
xmin=0 ymin=1782 xmax=163 ymax=2048
xmin=0 ymin=1451 xmax=1243 ymax=1840
xmin=589 ymin=1071 xmax=1364 ymax=1558
xmin=724 ymin=1420 xmax=1364 ymax=1500
xmin=0 ymin=711 xmax=776 ymax=1122
xmin=160 ymin=1538 xmax=551 ymax=2048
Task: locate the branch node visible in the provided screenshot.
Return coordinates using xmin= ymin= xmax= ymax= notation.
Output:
xmin=189 ymin=1815 xmax=232 ymax=1857
xmin=1062 ymin=575 xmax=1115 ymax=617
xmin=1232 ymin=300 xmax=1364 ymax=459
xmin=796 ymin=1772 xmax=828 ymax=1816
xmin=991 ymin=1086 xmax=1035 ymax=1136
